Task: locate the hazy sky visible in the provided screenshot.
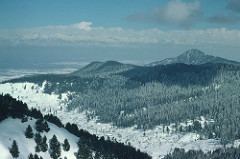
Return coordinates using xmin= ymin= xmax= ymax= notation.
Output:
xmin=0 ymin=0 xmax=240 ymax=64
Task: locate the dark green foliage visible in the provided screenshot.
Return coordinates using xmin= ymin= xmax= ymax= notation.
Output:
xmin=25 ymin=125 xmax=34 ymax=138
xmin=34 ymin=133 xmax=42 ymax=152
xmin=62 ymin=139 xmax=70 ymax=151
xmin=35 ymin=119 xmax=50 ymax=132
xmin=166 ymin=127 xmax=170 ymax=133
xmin=193 ymin=121 xmax=202 ymax=131
xmin=21 ymin=116 xmax=28 ymax=123
xmin=44 ymin=114 xmax=63 ymax=128
xmin=164 ymin=147 xmax=240 ymax=159
xmin=9 ymin=140 xmax=19 ymax=158
xmin=122 ymin=63 xmax=222 ymax=86
xmin=34 ymin=133 xmax=48 ymax=152
xmin=28 ymin=153 xmax=34 ymax=159
xmin=35 ymin=145 xmax=41 ymax=153
xmin=75 ymin=142 xmax=92 ymax=159
xmin=34 ymin=133 xmax=42 ymax=145
xmin=41 ymin=136 xmax=48 ymax=152
xmin=94 ymin=151 xmax=102 ymax=159
xmin=49 ymin=135 xmax=61 ymax=159
xmin=29 ymin=153 xmax=43 ymax=159
xmin=34 ymin=154 xmax=40 ymax=159
xmin=0 ymin=94 xmax=28 ymax=121
xmin=30 ymin=108 xmax=43 ymax=119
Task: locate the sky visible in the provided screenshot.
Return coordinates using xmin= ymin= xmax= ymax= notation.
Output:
xmin=0 ymin=0 xmax=240 ymax=66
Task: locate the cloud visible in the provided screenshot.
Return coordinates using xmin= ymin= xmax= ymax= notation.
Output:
xmin=71 ymin=21 xmax=92 ymax=31
xmin=227 ymin=0 xmax=240 ymax=13
xmin=127 ymin=0 xmax=240 ymax=27
xmin=208 ymin=14 xmax=240 ymax=24
xmin=0 ymin=21 xmax=240 ymax=47
xmin=127 ymin=0 xmax=201 ymax=27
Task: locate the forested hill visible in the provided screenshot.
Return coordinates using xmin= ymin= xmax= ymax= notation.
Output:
xmin=121 ymin=63 xmax=240 ymax=86
xmin=0 ymin=94 xmax=151 ymax=159
xmin=71 ymin=60 xmax=137 ymax=77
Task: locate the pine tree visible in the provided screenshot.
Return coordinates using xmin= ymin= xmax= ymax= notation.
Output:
xmin=34 ymin=133 xmax=42 ymax=144
xmin=34 ymin=133 xmax=42 ymax=152
xmin=62 ymin=139 xmax=70 ymax=151
xmin=9 ymin=140 xmax=19 ymax=158
xmin=25 ymin=125 xmax=34 ymax=138
xmin=75 ymin=143 xmax=92 ymax=159
xmin=94 ymin=151 xmax=102 ymax=159
xmin=193 ymin=121 xmax=202 ymax=131
xmin=49 ymin=135 xmax=61 ymax=159
xmin=34 ymin=154 xmax=40 ymax=159
xmin=35 ymin=146 xmax=41 ymax=153
xmin=35 ymin=119 xmax=50 ymax=132
xmin=40 ymin=136 xmax=48 ymax=152
xmin=21 ymin=116 xmax=28 ymax=123
xmin=35 ymin=119 xmax=44 ymax=132
xmin=28 ymin=153 xmax=34 ymax=159
xmin=166 ymin=126 xmax=170 ymax=134
xmin=179 ymin=125 xmax=183 ymax=132
xmin=43 ymin=120 xmax=50 ymax=132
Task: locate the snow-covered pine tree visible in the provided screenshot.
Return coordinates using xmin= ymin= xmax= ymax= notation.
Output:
xmin=40 ymin=135 xmax=48 ymax=152
xmin=94 ymin=151 xmax=103 ymax=159
xmin=62 ymin=139 xmax=70 ymax=151
xmin=34 ymin=154 xmax=40 ymax=159
xmin=34 ymin=133 xmax=42 ymax=152
xmin=49 ymin=135 xmax=61 ymax=159
xmin=25 ymin=125 xmax=34 ymax=138
xmin=75 ymin=143 xmax=92 ymax=159
xmin=28 ymin=153 xmax=34 ymax=159
xmin=35 ymin=119 xmax=50 ymax=132
xmin=9 ymin=140 xmax=19 ymax=158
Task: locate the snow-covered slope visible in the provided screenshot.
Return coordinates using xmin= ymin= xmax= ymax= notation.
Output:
xmin=0 ymin=82 xmax=223 ymax=159
xmin=0 ymin=118 xmax=79 ymax=159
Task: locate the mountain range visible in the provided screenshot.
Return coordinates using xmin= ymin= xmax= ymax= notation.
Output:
xmin=69 ymin=49 xmax=240 ymax=79
xmin=2 ymin=49 xmax=240 ymax=159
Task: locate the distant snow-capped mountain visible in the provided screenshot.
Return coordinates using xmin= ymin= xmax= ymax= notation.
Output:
xmin=148 ymin=49 xmax=240 ymax=66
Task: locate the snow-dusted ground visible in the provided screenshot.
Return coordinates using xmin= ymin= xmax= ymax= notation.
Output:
xmin=0 ymin=82 xmax=223 ymax=159
xmin=0 ymin=118 xmax=79 ymax=159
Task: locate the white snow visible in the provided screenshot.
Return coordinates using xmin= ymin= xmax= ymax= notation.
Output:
xmin=0 ymin=118 xmax=79 ymax=159
xmin=0 ymin=82 xmax=224 ymax=159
